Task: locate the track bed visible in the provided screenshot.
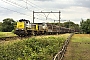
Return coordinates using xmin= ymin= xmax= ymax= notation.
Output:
xmin=63 ymin=34 xmax=90 ymax=60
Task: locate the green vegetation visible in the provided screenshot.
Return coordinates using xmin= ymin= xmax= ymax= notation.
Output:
xmin=0 ymin=22 xmax=2 ymax=31
xmin=0 ymin=32 xmax=17 ymax=37
xmin=0 ymin=34 xmax=70 ymax=60
xmin=63 ymin=21 xmax=79 ymax=30
xmin=0 ymin=18 xmax=16 ymax=32
xmin=64 ymin=34 xmax=90 ymax=60
xmin=80 ymin=19 xmax=90 ymax=34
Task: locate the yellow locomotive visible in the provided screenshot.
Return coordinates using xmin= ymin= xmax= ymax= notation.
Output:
xmin=14 ymin=19 xmax=48 ymax=36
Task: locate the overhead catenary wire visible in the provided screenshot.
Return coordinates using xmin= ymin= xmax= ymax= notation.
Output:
xmin=17 ymin=0 xmax=47 ymax=13
xmin=34 ymin=17 xmax=54 ymax=23
xmin=1 ymin=0 xmax=61 ymax=23
xmin=27 ymin=0 xmax=45 ymax=11
xmin=2 ymin=0 xmax=45 ymax=18
xmin=33 ymin=11 xmax=61 ymax=23
xmin=37 ymin=13 xmax=45 ymax=17
xmin=23 ymin=0 xmax=48 ymax=18
xmin=35 ymin=17 xmax=45 ymax=20
xmin=2 ymin=0 xmax=47 ymax=12
xmin=1 ymin=0 xmax=47 ymax=23
xmin=53 ymin=13 xmax=58 ymax=19
xmin=1 ymin=0 xmax=33 ymax=12
xmin=36 ymin=17 xmax=56 ymax=21
xmin=43 ymin=13 xmax=51 ymax=20
xmin=22 ymin=0 xmax=46 ymax=18
xmin=27 ymin=0 xmax=42 ymax=8
xmin=23 ymin=0 xmax=39 ymax=9
xmin=0 ymin=6 xmax=31 ymax=17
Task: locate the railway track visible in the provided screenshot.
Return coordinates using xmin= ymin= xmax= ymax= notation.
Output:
xmin=0 ymin=34 xmax=52 ymax=42
xmin=0 ymin=34 xmax=44 ymax=42
xmin=0 ymin=36 xmax=19 ymax=41
xmin=0 ymin=36 xmax=31 ymax=42
xmin=0 ymin=34 xmax=59 ymax=42
xmin=0 ymin=33 xmax=70 ymax=42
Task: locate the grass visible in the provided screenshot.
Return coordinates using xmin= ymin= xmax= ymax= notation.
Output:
xmin=0 ymin=34 xmax=70 ymax=60
xmin=64 ymin=34 xmax=90 ymax=60
xmin=0 ymin=32 xmax=17 ymax=37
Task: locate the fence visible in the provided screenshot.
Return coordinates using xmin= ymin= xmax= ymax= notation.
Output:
xmin=53 ymin=33 xmax=74 ymax=60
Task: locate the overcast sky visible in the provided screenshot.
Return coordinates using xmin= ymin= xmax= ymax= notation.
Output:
xmin=0 ymin=0 xmax=90 ymax=24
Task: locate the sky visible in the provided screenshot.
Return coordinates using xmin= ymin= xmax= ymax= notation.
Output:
xmin=0 ymin=0 xmax=90 ymax=24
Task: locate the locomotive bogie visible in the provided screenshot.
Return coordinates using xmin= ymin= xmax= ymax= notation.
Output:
xmin=14 ymin=29 xmax=27 ymax=36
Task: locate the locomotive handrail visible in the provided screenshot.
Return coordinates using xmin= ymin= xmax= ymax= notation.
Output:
xmin=53 ymin=33 xmax=74 ymax=60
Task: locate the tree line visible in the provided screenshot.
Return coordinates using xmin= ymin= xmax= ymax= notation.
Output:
xmin=0 ymin=18 xmax=90 ymax=34
xmin=0 ymin=18 xmax=16 ymax=32
xmin=80 ymin=19 xmax=90 ymax=34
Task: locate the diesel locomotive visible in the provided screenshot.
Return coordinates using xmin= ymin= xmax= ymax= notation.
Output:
xmin=14 ymin=19 xmax=74 ymax=36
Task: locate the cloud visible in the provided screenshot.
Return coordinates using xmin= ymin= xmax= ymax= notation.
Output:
xmin=0 ymin=0 xmax=90 ymax=24
xmin=34 ymin=2 xmax=72 ymax=10
xmin=74 ymin=0 xmax=90 ymax=8
xmin=34 ymin=0 xmax=54 ymax=1
xmin=18 ymin=0 xmax=23 ymax=1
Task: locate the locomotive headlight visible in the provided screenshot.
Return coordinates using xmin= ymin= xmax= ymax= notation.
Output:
xmin=21 ymin=29 xmax=24 ymax=30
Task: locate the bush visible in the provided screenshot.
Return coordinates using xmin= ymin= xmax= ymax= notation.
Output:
xmin=0 ymin=35 xmax=68 ymax=60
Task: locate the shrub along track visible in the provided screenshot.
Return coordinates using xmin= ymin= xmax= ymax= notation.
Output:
xmin=0 ymin=33 xmax=70 ymax=60
xmin=63 ymin=34 xmax=90 ymax=60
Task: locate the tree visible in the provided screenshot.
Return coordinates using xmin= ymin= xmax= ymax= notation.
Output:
xmin=2 ymin=18 xmax=15 ymax=32
xmin=63 ymin=21 xmax=75 ymax=28
xmin=51 ymin=23 xmax=64 ymax=27
xmin=0 ymin=22 xmax=2 ymax=31
xmin=63 ymin=21 xmax=80 ymax=32
xmin=64 ymin=21 xmax=79 ymax=28
xmin=80 ymin=19 xmax=90 ymax=34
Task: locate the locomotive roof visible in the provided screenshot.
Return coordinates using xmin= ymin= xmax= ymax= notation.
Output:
xmin=19 ymin=19 xmax=30 ymax=22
